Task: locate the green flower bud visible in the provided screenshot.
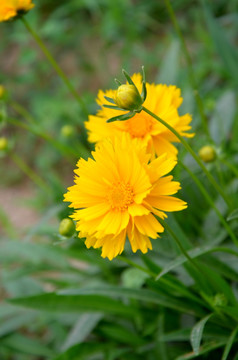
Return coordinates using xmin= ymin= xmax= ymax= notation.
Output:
xmin=213 ymin=293 xmax=227 ymax=308
xmin=0 ymin=137 xmax=8 ymax=151
xmin=61 ymin=125 xmax=74 ymax=138
xmin=199 ymin=145 xmax=216 ymax=163
xmin=59 ymin=218 xmax=75 ymax=237
xmin=0 ymin=85 xmax=5 ymax=99
xmin=115 ymin=84 xmax=143 ymax=111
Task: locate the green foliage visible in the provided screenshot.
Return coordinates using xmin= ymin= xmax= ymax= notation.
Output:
xmin=0 ymin=0 xmax=238 ymax=359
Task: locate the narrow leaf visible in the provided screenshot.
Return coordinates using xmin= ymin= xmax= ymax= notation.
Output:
xmin=227 ymin=209 xmax=238 ymax=222
xmin=9 ymin=293 xmax=138 ymax=317
xmin=190 ymin=314 xmax=213 ymax=354
xmin=104 ymin=96 xmax=116 ymax=104
xmin=103 ymin=104 xmax=123 ymax=110
xmin=122 ymin=69 xmax=136 ymax=86
xmin=107 ymin=112 xmax=134 ymax=123
xmin=221 ymin=326 xmax=238 ymax=360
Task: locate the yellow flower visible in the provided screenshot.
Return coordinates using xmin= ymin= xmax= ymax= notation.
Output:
xmin=85 ymin=73 xmax=194 ymax=158
xmin=0 ymin=0 xmax=34 ymax=22
xmin=64 ymin=134 xmax=187 ymax=260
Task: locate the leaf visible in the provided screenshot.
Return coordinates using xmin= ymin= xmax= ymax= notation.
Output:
xmin=156 ymin=39 xmax=180 ymax=84
xmin=61 ymin=313 xmax=103 ymax=351
xmin=1 ymin=333 xmax=54 ymax=357
xmin=100 ymin=323 xmax=144 ymax=346
xmin=209 ymin=90 xmax=236 ymax=144
xmin=103 ymin=104 xmax=123 ymax=110
xmin=190 ymin=314 xmax=213 ymax=355
xmin=59 ymin=286 xmax=206 ymax=316
xmin=227 ymin=209 xmax=238 ymax=222
xmin=107 ymin=111 xmax=134 ymax=123
xmin=9 ymin=293 xmax=138 ymax=318
xmin=177 ymin=340 xmax=226 ymax=360
xmin=52 ymin=343 xmax=109 ymax=360
xmin=122 ymin=69 xmax=135 ymax=86
xmin=104 ymin=96 xmax=115 ymax=104
xmin=0 ymin=312 xmax=37 ymax=338
xmin=200 ymin=0 xmax=238 ymax=83
xmin=221 ymin=326 xmax=238 ymax=360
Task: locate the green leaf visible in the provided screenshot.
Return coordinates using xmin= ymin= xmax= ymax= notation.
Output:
xmin=1 ymin=333 xmax=54 ymax=357
xmin=103 ymin=104 xmax=123 ymax=110
xmin=210 ymin=91 xmax=236 ymax=144
xmin=61 ymin=313 xmax=103 ymax=351
xmin=227 ymin=209 xmax=238 ymax=222
xmin=201 ymin=0 xmax=238 ymax=84
xmin=52 ymin=343 xmax=109 ymax=360
xmin=100 ymin=323 xmax=144 ymax=346
xmin=107 ymin=111 xmax=134 ymax=123
xmin=0 ymin=312 xmax=37 ymax=338
xmin=122 ymin=69 xmax=136 ymax=86
xmin=9 ymin=293 xmax=138 ymax=317
xmin=60 ymin=286 xmax=206 ymax=316
xmin=156 ymin=39 xmax=180 ymax=84
xmin=221 ymin=326 xmax=238 ymax=360
xmin=190 ymin=314 xmax=213 ymax=354
xmin=177 ymin=340 xmax=226 ymax=360
xmin=104 ymin=96 xmax=115 ymax=104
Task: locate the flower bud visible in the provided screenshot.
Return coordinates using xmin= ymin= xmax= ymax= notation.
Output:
xmin=212 ymin=293 xmax=227 ymax=308
xmin=115 ymin=84 xmax=143 ymax=111
xmin=0 ymin=85 xmax=5 ymax=99
xmin=59 ymin=218 xmax=75 ymax=237
xmin=199 ymin=145 xmax=216 ymax=163
xmin=0 ymin=137 xmax=8 ymax=151
xmin=61 ymin=125 xmax=74 ymax=138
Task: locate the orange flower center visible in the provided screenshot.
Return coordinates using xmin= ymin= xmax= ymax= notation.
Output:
xmin=126 ymin=114 xmax=152 ymax=138
xmin=107 ymin=181 xmax=134 ymax=211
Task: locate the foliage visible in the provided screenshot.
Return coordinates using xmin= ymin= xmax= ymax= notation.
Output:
xmin=0 ymin=0 xmax=238 ymax=359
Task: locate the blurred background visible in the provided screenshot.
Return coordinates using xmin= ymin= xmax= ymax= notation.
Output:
xmin=0 ymin=0 xmax=238 ymax=359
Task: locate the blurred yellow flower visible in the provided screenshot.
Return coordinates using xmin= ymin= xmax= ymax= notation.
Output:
xmin=0 ymin=0 xmax=34 ymax=22
xmin=86 ymin=73 xmax=194 ymax=158
xmin=64 ymin=134 xmax=187 ymax=260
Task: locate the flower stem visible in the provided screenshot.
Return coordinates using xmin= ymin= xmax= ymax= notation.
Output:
xmin=21 ymin=17 xmax=88 ymax=117
xmin=9 ymin=151 xmax=50 ymax=193
xmin=163 ymin=0 xmax=211 ymax=141
xmin=180 ymin=161 xmax=238 ymax=246
xmin=159 ymin=218 xmax=212 ymax=293
xmin=142 ymin=106 xmax=232 ymax=209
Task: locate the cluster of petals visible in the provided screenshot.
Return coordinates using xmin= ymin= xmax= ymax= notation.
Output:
xmin=85 ymin=73 xmax=194 ymax=158
xmin=0 ymin=0 xmax=34 ymax=22
xmin=64 ymin=134 xmax=187 ymax=260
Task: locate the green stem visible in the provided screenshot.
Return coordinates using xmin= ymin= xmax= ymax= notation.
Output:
xmin=9 ymin=151 xmax=50 ymax=193
xmin=163 ymin=0 xmax=211 ymax=141
xmin=7 ymin=117 xmax=76 ymax=163
xmin=21 ymin=17 xmax=88 ymax=118
xmin=142 ymin=106 xmax=232 ymax=209
xmin=159 ymin=218 xmax=212 ymax=294
xmin=220 ymin=158 xmax=238 ymax=178
xmin=180 ymin=161 xmax=238 ymax=246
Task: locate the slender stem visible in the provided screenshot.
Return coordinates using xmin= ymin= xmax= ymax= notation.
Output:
xmin=220 ymin=158 xmax=238 ymax=178
xmin=180 ymin=161 xmax=238 ymax=246
xmin=7 ymin=117 xmax=76 ymax=163
xmin=163 ymin=0 xmax=211 ymax=141
xmin=21 ymin=17 xmax=88 ymax=118
xmin=142 ymin=106 xmax=232 ymax=209
xmin=159 ymin=218 xmax=212 ymax=294
xmin=9 ymin=151 xmax=50 ymax=193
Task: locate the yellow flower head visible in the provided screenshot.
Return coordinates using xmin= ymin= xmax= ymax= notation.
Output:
xmin=64 ymin=134 xmax=187 ymax=260
xmin=0 ymin=0 xmax=34 ymax=22
xmin=86 ymin=73 xmax=194 ymax=158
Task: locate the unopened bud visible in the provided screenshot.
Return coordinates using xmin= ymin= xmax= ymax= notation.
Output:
xmin=0 ymin=85 xmax=5 ymax=99
xmin=0 ymin=137 xmax=8 ymax=151
xmin=115 ymin=84 xmax=142 ymax=111
xmin=59 ymin=218 xmax=75 ymax=237
xmin=61 ymin=125 xmax=74 ymax=138
xmin=199 ymin=145 xmax=216 ymax=163
xmin=213 ymin=293 xmax=227 ymax=308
